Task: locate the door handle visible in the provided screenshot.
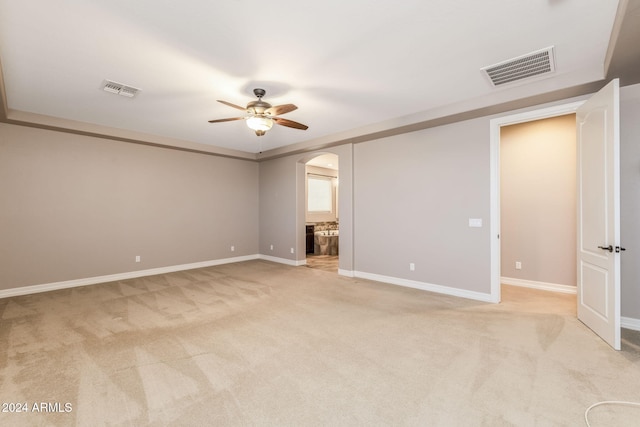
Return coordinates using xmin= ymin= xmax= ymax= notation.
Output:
xmin=598 ymin=245 xmax=613 ymax=252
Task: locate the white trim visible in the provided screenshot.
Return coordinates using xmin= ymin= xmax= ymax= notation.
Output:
xmin=489 ymin=100 xmax=585 ymax=304
xmin=489 ymin=116 xmax=501 ymax=303
xmin=354 ymin=271 xmax=494 ymax=303
xmin=501 ymin=276 xmax=577 ymax=294
xmin=338 ymin=269 xmax=354 ymax=277
xmin=0 ymin=255 xmax=260 ymax=299
xmin=258 ymin=254 xmax=306 ymax=267
xmin=621 ymin=317 xmax=640 ymax=332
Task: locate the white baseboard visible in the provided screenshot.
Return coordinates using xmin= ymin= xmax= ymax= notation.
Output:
xmin=0 ymin=254 xmax=260 ymax=299
xmin=257 ymin=254 xmax=306 ymax=267
xmin=354 ymin=271 xmax=494 ymax=303
xmin=622 ymin=316 xmax=640 ymax=332
xmin=501 ymin=276 xmax=577 ymax=294
xmin=338 ymin=269 xmax=354 ymax=277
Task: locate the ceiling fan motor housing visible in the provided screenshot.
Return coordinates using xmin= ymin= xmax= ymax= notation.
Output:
xmin=248 ymin=89 xmax=270 ymax=114
xmin=247 ymin=100 xmax=271 ymax=115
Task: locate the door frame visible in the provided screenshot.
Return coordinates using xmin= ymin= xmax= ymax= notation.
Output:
xmin=489 ymin=101 xmax=585 ymax=303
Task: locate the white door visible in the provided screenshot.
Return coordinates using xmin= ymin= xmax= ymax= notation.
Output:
xmin=576 ymin=79 xmax=621 ymax=350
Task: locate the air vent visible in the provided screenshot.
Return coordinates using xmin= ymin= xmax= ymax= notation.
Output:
xmin=482 ymin=46 xmax=555 ymax=87
xmin=101 ymin=79 xmax=140 ymax=98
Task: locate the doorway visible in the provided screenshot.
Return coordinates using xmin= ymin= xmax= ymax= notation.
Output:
xmin=305 ymin=153 xmax=339 ymax=273
xmin=492 ymin=81 xmax=623 ymax=350
xmin=500 ymin=114 xmax=577 ymax=293
xmin=489 ymin=101 xmax=584 ymax=303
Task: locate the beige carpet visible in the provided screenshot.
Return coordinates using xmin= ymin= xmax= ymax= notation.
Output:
xmin=1 ymin=260 xmax=639 ymax=426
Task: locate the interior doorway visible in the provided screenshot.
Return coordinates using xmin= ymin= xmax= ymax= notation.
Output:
xmin=500 ymin=114 xmax=577 ymax=291
xmin=499 ymin=114 xmax=578 ymax=314
xmin=489 ymin=101 xmax=584 ymax=303
xmin=305 ymin=153 xmax=339 ymax=273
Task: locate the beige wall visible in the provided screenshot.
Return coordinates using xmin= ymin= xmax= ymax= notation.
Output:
xmin=0 ymin=123 xmax=259 ymax=289
xmin=353 ymin=118 xmax=491 ymax=294
xmin=500 ymin=114 xmax=577 ymax=286
xmin=259 ymin=156 xmax=298 ymax=260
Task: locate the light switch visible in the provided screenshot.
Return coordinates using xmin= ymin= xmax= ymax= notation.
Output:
xmin=469 ymin=218 xmax=483 ymax=228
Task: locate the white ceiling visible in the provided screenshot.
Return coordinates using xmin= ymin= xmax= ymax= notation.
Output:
xmin=0 ymin=0 xmax=622 ymax=155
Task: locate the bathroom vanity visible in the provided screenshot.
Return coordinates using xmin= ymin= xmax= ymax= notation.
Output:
xmin=314 ymin=230 xmax=339 ymax=255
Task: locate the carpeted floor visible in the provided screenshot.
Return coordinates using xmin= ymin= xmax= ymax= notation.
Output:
xmin=1 ymin=260 xmax=639 ymax=426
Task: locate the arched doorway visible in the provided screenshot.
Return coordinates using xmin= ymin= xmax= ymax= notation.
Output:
xmin=304 ymin=153 xmax=340 ymax=272
xmin=294 ymin=146 xmax=354 ymax=276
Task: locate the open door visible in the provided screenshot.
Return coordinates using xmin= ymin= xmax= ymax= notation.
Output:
xmin=576 ymin=79 xmax=621 ymax=350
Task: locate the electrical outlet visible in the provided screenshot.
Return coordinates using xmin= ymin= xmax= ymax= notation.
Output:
xmin=270 ymin=244 xmax=274 ymax=251
xmin=231 ymin=246 xmax=235 ymax=252
xmin=290 ymin=247 xmax=294 ymax=254
xmin=135 ymin=256 xmax=141 ymax=263
xmin=515 ymin=261 xmax=522 ymax=270
xmin=409 ymin=263 xmax=415 ymax=271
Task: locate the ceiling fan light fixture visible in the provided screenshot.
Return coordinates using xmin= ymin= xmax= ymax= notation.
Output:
xmin=246 ymin=116 xmax=274 ymax=132
xmin=209 ymin=88 xmax=307 ymax=137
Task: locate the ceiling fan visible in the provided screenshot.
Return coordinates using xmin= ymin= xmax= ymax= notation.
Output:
xmin=208 ymin=88 xmax=308 ymax=136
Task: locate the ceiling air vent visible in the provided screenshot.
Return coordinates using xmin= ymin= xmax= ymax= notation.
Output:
xmin=482 ymin=46 xmax=555 ymax=87
xmin=101 ymin=79 xmax=141 ymax=98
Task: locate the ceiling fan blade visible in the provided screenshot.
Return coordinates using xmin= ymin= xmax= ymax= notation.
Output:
xmin=217 ymin=100 xmax=247 ymax=111
xmin=273 ymin=117 xmax=308 ymax=130
xmin=208 ymin=117 xmax=245 ymax=123
xmin=265 ymin=104 xmax=298 ymax=116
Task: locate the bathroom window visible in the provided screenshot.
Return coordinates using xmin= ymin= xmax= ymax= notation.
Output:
xmin=308 ymin=176 xmax=333 ymax=212
xmin=306 ymin=173 xmax=337 ymax=222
